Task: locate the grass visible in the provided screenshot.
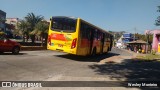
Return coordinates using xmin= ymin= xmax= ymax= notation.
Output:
xmin=136 ymin=54 xmax=160 ymax=61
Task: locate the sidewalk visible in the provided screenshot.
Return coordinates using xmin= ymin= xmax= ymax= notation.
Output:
xmin=99 ymin=48 xmax=138 ymax=64
xmin=121 ymin=48 xmax=139 ymax=58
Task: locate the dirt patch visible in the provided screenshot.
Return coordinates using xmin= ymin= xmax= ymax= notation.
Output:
xmin=99 ymin=56 xmax=124 ymax=64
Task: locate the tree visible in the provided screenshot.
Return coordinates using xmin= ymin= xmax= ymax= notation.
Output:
xmin=25 ymin=12 xmax=44 ymax=30
xmin=25 ymin=12 xmax=44 ymax=43
xmin=155 ymin=6 xmax=160 ymax=26
xmin=17 ymin=20 xmax=29 ymax=42
xmin=135 ymin=33 xmax=153 ymax=44
xmin=0 ymin=17 xmax=5 ymax=22
xmin=31 ymin=21 xmax=49 ymax=46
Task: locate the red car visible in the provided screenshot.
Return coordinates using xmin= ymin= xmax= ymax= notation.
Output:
xmin=0 ymin=34 xmax=21 ymax=54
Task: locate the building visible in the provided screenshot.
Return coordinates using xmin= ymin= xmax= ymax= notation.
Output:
xmin=5 ymin=18 xmax=21 ymax=38
xmin=122 ymin=33 xmax=134 ymax=43
xmin=0 ymin=10 xmax=6 ymax=32
xmin=116 ymin=33 xmax=134 ymax=48
xmin=145 ymin=30 xmax=160 ymax=52
xmin=6 ymin=18 xmax=20 ymax=29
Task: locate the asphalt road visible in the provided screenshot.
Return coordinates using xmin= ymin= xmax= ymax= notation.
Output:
xmin=0 ymin=48 xmax=159 ymax=90
xmin=0 ymin=48 xmax=127 ymax=81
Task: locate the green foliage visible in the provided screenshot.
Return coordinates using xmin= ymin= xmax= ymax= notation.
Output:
xmin=17 ymin=20 xmax=29 ymax=35
xmin=25 ymin=12 xmax=44 ymax=31
xmin=136 ymin=54 xmax=160 ymax=61
xmin=12 ymin=29 xmax=22 ymax=35
xmin=0 ymin=17 xmax=6 ymax=22
xmin=151 ymin=50 xmax=156 ymax=55
xmin=135 ymin=33 xmax=153 ymax=44
xmin=0 ymin=31 xmax=5 ymax=35
xmin=155 ymin=6 xmax=160 ymax=26
xmin=31 ymin=21 xmax=49 ymax=35
xmin=17 ymin=12 xmax=45 ymax=43
xmin=109 ymin=31 xmax=126 ymax=40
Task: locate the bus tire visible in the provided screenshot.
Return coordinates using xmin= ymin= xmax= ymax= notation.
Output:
xmin=92 ymin=47 xmax=96 ymax=56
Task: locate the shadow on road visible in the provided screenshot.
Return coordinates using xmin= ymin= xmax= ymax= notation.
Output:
xmin=55 ymin=52 xmax=120 ymax=62
xmin=89 ymin=59 xmax=160 ymax=89
xmin=0 ymin=52 xmax=27 ymax=55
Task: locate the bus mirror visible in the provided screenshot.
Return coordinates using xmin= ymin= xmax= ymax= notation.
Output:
xmin=50 ymin=18 xmax=52 ymax=21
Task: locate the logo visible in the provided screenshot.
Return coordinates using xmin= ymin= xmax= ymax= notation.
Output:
xmin=2 ymin=82 xmax=11 ymax=87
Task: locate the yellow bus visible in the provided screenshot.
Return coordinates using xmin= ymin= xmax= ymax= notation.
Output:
xmin=47 ymin=16 xmax=113 ymax=56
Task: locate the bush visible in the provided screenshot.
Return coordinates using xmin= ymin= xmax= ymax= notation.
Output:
xmin=0 ymin=31 xmax=5 ymax=35
xmin=151 ymin=49 xmax=156 ymax=55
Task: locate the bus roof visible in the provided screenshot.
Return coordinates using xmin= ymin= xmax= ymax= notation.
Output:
xmin=51 ymin=16 xmax=113 ymax=36
xmin=52 ymin=16 xmax=77 ymax=20
xmin=80 ymin=18 xmax=112 ymax=35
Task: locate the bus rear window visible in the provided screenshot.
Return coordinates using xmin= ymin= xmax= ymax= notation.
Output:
xmin=51 ymin=17 xmax=77 ymax=33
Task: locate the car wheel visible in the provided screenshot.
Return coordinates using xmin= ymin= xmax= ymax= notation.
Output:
xmin=12 ymin=46 xmax=20 ymax=54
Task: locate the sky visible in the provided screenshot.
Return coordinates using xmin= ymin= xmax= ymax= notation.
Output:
xmin=1 ymin=0 xmax=160 ymax=34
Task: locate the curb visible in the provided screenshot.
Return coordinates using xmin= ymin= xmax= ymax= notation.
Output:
xmin=21 ymin=46 xmax=47 ymax=51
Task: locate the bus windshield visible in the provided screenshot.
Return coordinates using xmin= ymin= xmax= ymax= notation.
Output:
xmin=51 ymin=17 xmax=77 ymax=33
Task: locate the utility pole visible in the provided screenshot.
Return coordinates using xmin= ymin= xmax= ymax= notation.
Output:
xmin=134 ymin=27 xmax=136 ymax=41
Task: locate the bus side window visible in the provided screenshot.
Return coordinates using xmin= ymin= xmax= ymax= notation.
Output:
xmin=80 ymin=22 xmax=84 ymax=38
xmin=100 ymin=32 xmax=104 ymax=41
xmin=108 ymin=35 xmax=110 ymax=42
xmin=107 ymin=34 xmax=109 ymax=41
xmin=105 ymin=34 xmax=108 ymax=42
xmin=97 ymin=31 xmax=102 ymax=40
xmin=80 ymin=22 xmax=87 ymax=39
xmin=94 ymin=30 xmax=97 ymax=39
xmin=89 ymin=27 xmax=94 ymax=40
xmin=96 ymin=30 xmax=100 ymax=40
xmin=86 ymin=26 xmax=92 ymax=40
